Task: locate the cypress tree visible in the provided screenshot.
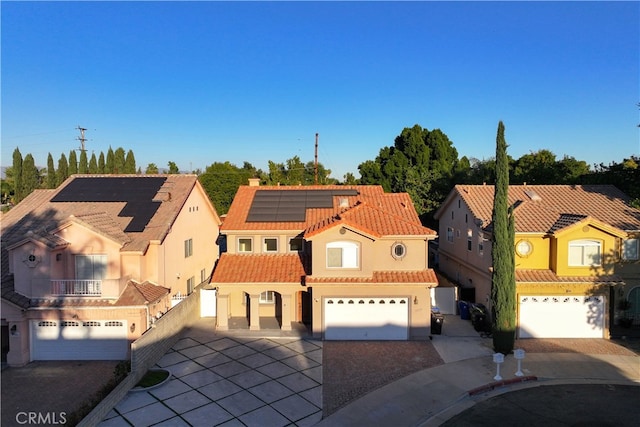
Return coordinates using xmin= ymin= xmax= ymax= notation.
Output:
xmin=22 ymin=154 xmax=39 ymax=196
xmin=98 ymin=152 xmax=106 ymax=173
xmin=47 ymin=153 xmax=57 ymax=188
xmin=68 ymin=150 xmax=78 ymax=175
xmin=491 ymin=121 xmax=516 ymax=354
xmin=106 ymin=147 xmax=115 ymax=173
xmin=124 ymin=149 xmax=136 ymax=174
xmin=12 ymin=148 xmax=23 ymax=203
xmin=57 ymin=153 xmax=69 ymax=186
xmin=79 ymin=150 xmax=89 ymax=174
xmin=114 ymin=147 xmax=126 ymax=173
xmin=89 ymin=153 xmax=98 ymax=174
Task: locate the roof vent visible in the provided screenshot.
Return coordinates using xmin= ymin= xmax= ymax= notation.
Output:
xmin=339 ymin=198 xmax=349 ymax=208
xmin=524 ymin=189 xmax=542 ymax=202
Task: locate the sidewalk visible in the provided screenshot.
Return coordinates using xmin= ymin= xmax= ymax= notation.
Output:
xmin=316 ymin=315 xmax=640 ymax=427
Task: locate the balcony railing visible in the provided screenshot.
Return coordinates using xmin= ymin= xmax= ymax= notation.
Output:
xmin=51 ymin=280 xmax=102 ymax=296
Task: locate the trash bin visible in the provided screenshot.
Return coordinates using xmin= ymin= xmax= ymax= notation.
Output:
xmin=431 ymin=312 xmax=444 ymax=335
xmin=458 ymin=300 xmax=470 ymax=320
xmin=470 ymin=303 xmax=489 ymax=332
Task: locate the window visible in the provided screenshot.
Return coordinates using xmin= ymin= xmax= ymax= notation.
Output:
xmin=568 ymin=240 xmax=601 ymax=266
xmin=327 ymin=241 xmax=359 ymax=268
xmin=289 ymin=237 xmax=304 ymax=252
xmin=200 ymin=268 xmax=207 ymax=283
xmin=238 ymin=238 xmax=253 ymax=253
xmin=447 ymin=227 xmax=454 ymax=243
xmin=467 ymin=239 xmax=472 ymax=251
xmin=76 ymin=255 xmax=106 ymax=280
xmin=516 ymin=240 xmax=533 ymax=257
xmin=622 ymin=239 xmax=639 ymax=261
xmin=263 ymin=237 xmax=278 ymax=253
xmin=391 ymin=242 xmax=406 ymax=259
xmin=260 ymin=291 xmax=275 ymax=304
xmin=187 ymin=276 xmax=195 ymax=294
xmin=184 ymin=238 xmax=193 ymax=258
xmin=478 ymin=240 xmax=484 ymax=256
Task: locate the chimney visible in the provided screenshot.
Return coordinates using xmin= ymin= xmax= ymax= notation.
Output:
xmin=248 ymin=178 xmax=260 ymax=187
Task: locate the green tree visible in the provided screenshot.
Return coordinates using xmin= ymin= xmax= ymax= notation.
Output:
xmin=105 ymin=147 xmax=115 ymax=173
xmin=124 ymin=150 xmax=136 ymax=174
xmin=78 ymin=150 xmax=89 ymax=174
xmin=581 ymin=156 xmax=640 ymax=206
xmin=145 ymin=163 xmax=159 ymax=174
xmin=57 ymin=153 xmax=69 ymax=186
xmin=114 ymin=147 xmax=126 ymax=173
xmin=98 ymin=152 xmax=106 ymax=173
xmin=343 ymin=172 xmax=358 ymax=185
xmin=12 ymin=148 xmax=23 ymax=203
xmin=491 ymin=121 xmax=516 ymax=355
xmin=167 ymin=161 xmax=179 ymax=174
xmin=199 ymin=161 xmax=256 ymax=214
xmin=89 ymin=153 xmax=98 ymax=174
xmin=68 ymin=150 xmax=78 ymax=175
xmin=46 ymin=153 xmax=57 ymax=188
xmin=22 ymin=154 xmax=39 ymax=196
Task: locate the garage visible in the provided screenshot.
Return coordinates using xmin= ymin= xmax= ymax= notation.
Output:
xmin=324 ymin=297 xmax=409 ymax=340
xmin=518 ymin=295 xmax=605 ymax=338
xmin=31 ymin=319 xmax=129 ymax=361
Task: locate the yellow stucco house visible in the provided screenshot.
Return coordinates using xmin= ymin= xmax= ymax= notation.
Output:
xmin=1 ymin=174 xmax=221 ymax=366
xmin=434 ymin=184 xmax=640 ymax=338
xmin=211 ymin=180 xmax=438 ymax=340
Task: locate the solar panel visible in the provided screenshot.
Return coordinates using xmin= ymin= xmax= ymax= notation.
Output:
xmin=51 ymin=177 xmax=168 ymax=232
xmin=246 ymin=189 xmax=359 ymax=222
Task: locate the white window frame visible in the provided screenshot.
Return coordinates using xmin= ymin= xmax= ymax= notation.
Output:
xmin=622 ymin=238 xmax=639 ymax=261
xmin=568 ymin=239 xmax=602 ymax=267
xmin=391 ymin=242 xmax=406 ymax=259
xmin=187 ymin=276 xmax=195 ymax=294
xmin=263 ymin=237 xmax=278 ymax=253
xmin=238 ymin=238 xmax=253 ymax=253
xmin=260 ymin=291 xmax=275 ymax=304
xmin=327 ymin=241 xmax=359 ymax=269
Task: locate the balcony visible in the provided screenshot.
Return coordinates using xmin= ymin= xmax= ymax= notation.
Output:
xmin=51 ymin=280 xmax=102 ymax=297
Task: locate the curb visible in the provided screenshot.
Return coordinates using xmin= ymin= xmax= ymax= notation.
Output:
xmin=468 ymin=375 xmax=538 ymax=396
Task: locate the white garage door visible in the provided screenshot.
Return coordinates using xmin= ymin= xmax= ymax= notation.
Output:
xmin=324 ymin=297 xmax=409 ymax=340
xmin=31 ymin=320 xmax=129 ymax=361
xmin=519 ymin=295 xmax=605 ymax=338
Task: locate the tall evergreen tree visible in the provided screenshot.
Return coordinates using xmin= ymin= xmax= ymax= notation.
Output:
xmin=79 ymin=150 xmax=89 ymax=174
xmin=167 ymin=161 xmax=179 ymax=174
xmin=98 ymin=152 xmax=106 ymax=173
xmin=105 ymin=147 xmax=115 ymax=173
xmin=12 ymin=148 xmax=23 ymax=203
xmin=491 ymin=121 xmax=516 ymax=354
xmin=57 ymin=153 xmax=69 ymax=186
xmin=68 ymin=150 xmax=78 ymax=175
xmin=22 ymin=154 xmax=39 ymax=196
xmin=145 ymin=163 xmax=159 ymax=174
xmin=46 ymin=153 xmax=57 ymax=188
xmin=89 ymin=153 xmax=98 ymax=174
xmin=124 ymin=150 xmax=136 ymax=174
xmin=114 ymin=147 xmax=126 ymax=173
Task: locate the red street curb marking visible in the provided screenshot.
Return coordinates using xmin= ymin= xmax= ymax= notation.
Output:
xmin=468 ymin=376 xmax=538 ymax=396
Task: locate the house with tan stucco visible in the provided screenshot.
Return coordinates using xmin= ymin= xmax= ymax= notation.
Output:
xmin=434 ymin=184 xmax=640 ymax=339
xmin=211 ymin=179 xmax=438 ymax=340
xmin=1 ymin=174 xmax=221 ymax=366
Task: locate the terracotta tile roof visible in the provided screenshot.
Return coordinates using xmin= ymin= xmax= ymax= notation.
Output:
xmin=115 ymin=280 xmax=170 ymax=305
xmin=441 ymin=185 xmax=640 ymax=233
xmin=211 ymin=253 xmax=308 ymax=284
xmin=515 ymin=269 xmax=624 ymax=284
xmin=222 ymin=184 xmax=435 ymax=237
xmin=306 ymin=269 xmax=438 ymax=284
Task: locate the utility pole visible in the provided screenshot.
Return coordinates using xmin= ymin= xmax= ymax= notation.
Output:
xmin=76 ymin=126 xmax=87 ymax=153
xmin=314 ymin=133 xmax=319 ymax=185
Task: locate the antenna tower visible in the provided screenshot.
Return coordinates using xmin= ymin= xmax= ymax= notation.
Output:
xmin=314 ymin=133 xmax=319 ymax=184
xmin=76 ymin=126 xmax=87 ymax=153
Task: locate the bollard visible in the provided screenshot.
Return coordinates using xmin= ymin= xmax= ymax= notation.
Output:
xmin=493 ymin=353 xmax=504 ymax=381
xmin=514 ymin=349 xmax=526 ymax=377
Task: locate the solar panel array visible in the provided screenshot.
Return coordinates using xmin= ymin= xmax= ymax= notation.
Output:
xmin=51 ymin=177 xmax=168 ymax=232
xmin=247 ymin=189 xmax=359 ymax=222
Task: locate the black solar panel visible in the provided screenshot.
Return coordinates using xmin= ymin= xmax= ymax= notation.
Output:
xmin=51 ymin=177 xmax=167 ymax=232
xmin=246 ymin=189 xmax=359 ymax=222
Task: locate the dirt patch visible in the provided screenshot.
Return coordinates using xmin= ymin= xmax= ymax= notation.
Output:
xmin=322 ymin=341 xmax=444 ymax=416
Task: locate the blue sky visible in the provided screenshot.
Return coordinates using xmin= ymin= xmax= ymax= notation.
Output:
xmin=2 ymin=1 xmax=638 ymax=179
